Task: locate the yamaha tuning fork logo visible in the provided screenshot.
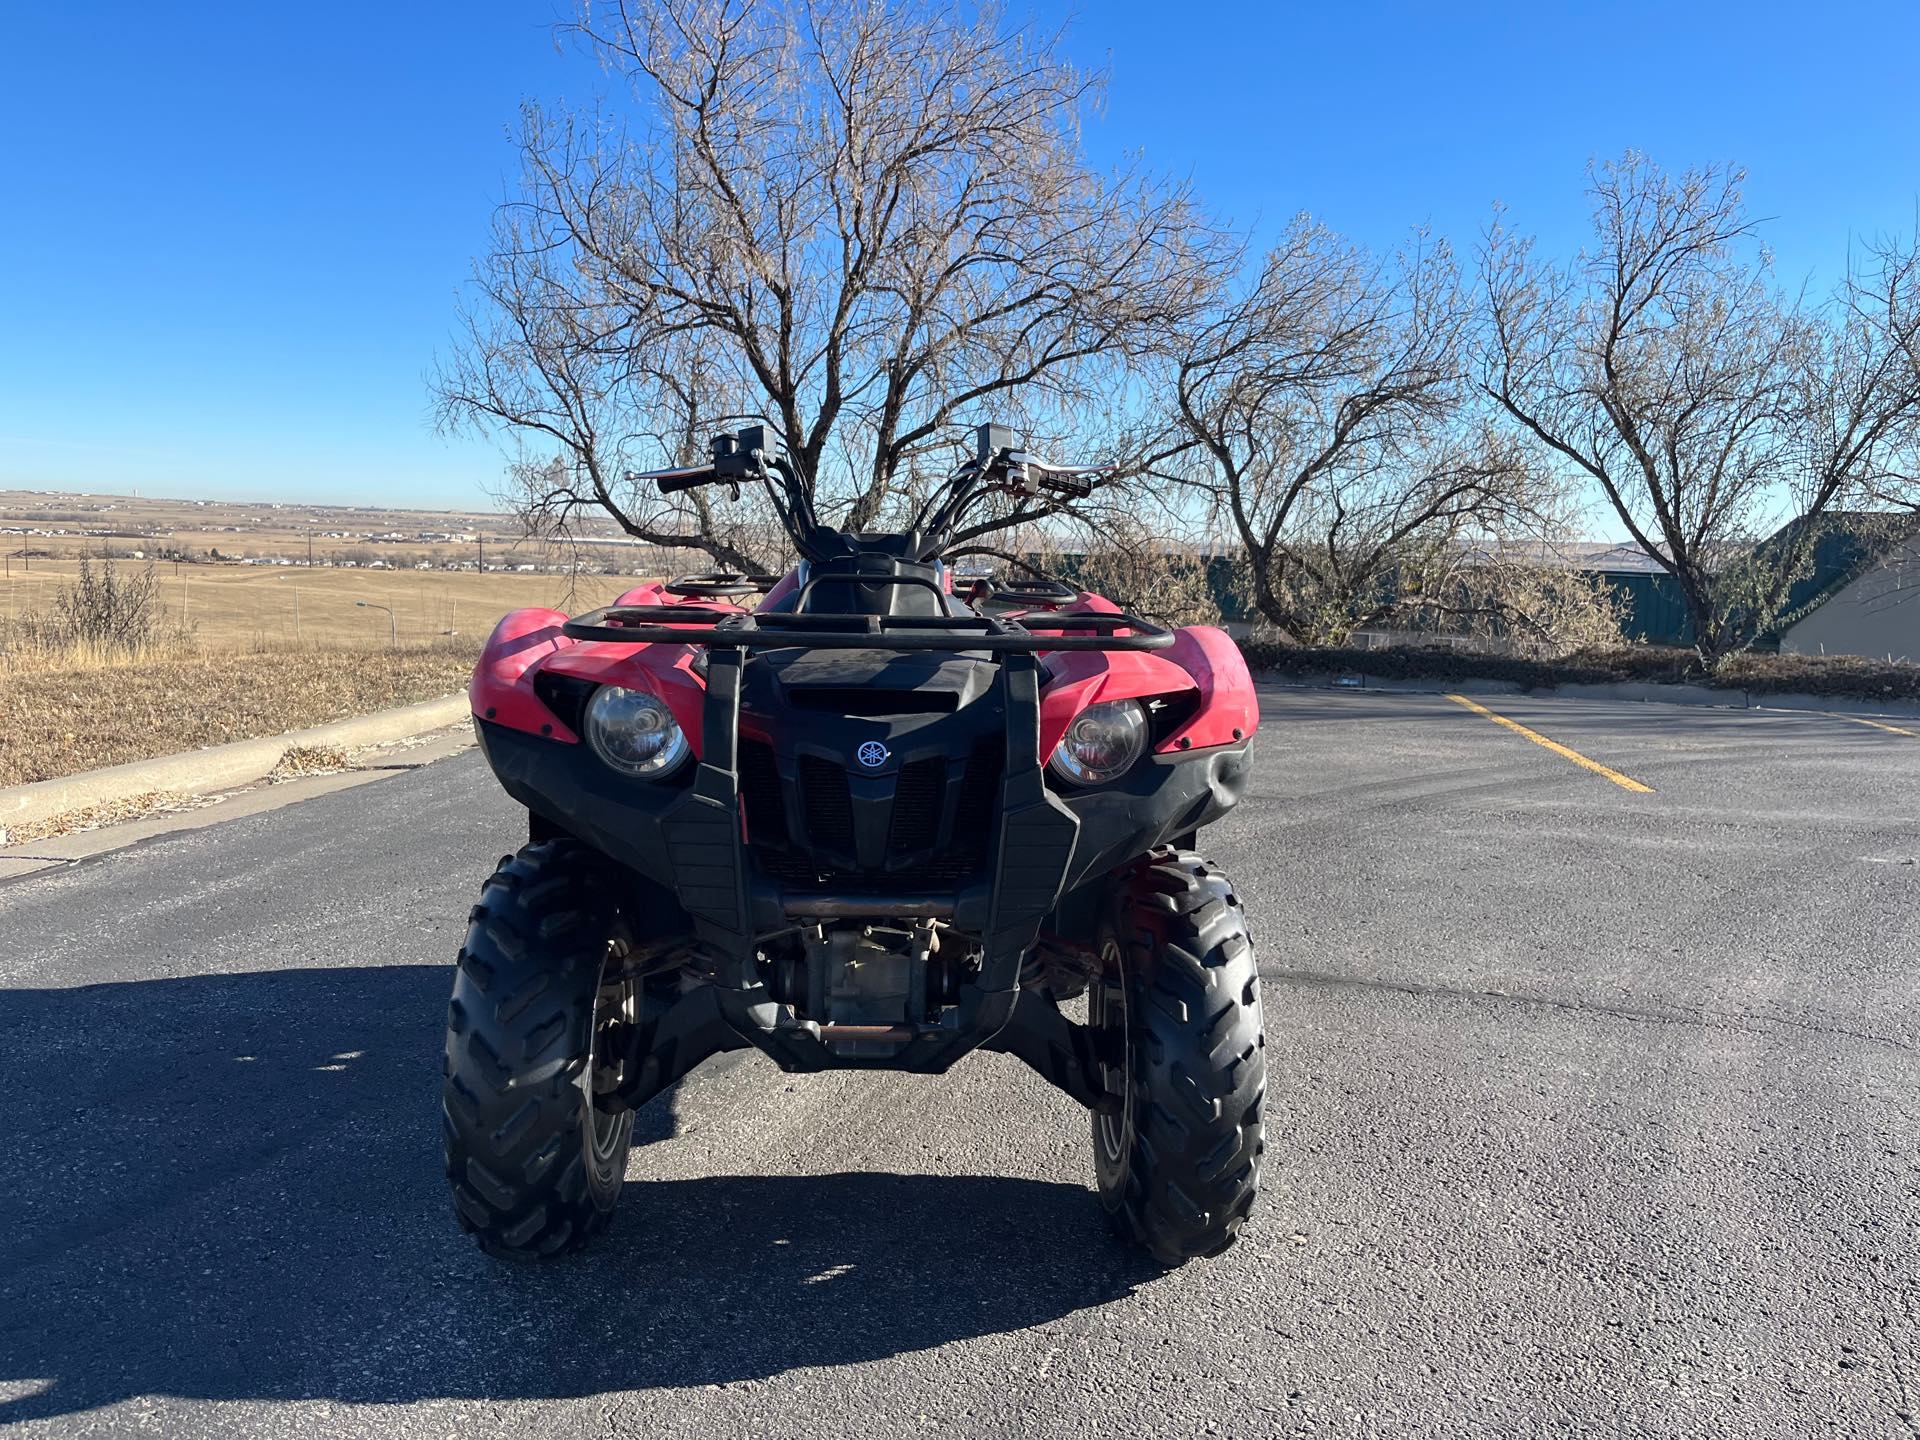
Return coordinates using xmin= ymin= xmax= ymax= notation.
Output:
xmin=856 ymin=741 xmax=890 ymax=769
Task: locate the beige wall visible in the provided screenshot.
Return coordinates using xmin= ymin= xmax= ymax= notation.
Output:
xmin=1780 ymin=540 xmax=1920 ymax=661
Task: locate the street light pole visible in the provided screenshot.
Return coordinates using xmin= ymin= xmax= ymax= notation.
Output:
xmin=355 ymin=599 xmax=395 ymax=647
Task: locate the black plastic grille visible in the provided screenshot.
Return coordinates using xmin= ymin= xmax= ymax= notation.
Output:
xmin=887 ymin=757 xmax=947 ymax=852
xmin=746 ymin=736 xmax=1004 ymax=889
xmin=869 ymin=738 xmax=1004 ymax=884
xmin=951 ymin=737 xmax=1003 ymax=867
xmin=797 ymin=755 xmax=855 ymax=851
xmin=758 ymin=850 xmax=833 ymax=885
xmin=737 ymin=739 xmax=787 ymax=846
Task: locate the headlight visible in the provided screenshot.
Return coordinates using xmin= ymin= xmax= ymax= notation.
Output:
xmin=1048 ymin=699 xmax=1148 ymax=786
xmin=585 ymin=685 xmax=690 ymax=777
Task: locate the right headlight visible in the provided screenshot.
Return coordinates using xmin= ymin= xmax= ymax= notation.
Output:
xmin=585 ymin=685 xmax=690 ymax=778
xmin=1048 ymin=699 xmax=1148 ymax=786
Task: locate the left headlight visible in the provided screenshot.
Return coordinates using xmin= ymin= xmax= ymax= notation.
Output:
xmin=585 ymin=685 xmax=690 ymax=778
xmin=1048 ymin=699 xmax=1148 ymax=786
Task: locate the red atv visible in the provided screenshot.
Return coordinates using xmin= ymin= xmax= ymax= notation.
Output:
xmin=445 ymin=425 xmax=1264 ymax=1264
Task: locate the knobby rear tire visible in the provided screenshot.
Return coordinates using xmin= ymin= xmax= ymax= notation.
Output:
xmin=442 ymin=838 xmax=635 ymax=1260
xmin=1092 ymin=851 xmax=1266 ymax=1264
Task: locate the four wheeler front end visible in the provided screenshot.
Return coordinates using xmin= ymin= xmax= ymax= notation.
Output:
xmin=442 ymin=424 xmax=1266 ymax=1265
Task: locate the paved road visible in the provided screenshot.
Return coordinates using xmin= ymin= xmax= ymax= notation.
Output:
xmin=2 ymin=687 xmax=1916 ymax=1438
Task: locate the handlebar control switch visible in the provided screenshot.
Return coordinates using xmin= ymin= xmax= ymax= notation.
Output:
xmin=713 ymin=423 xmax=779 ymax=481
xmin=975 ymin=422 xmax=1019 ymax=466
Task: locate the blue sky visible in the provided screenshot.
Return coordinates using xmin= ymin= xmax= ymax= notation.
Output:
xmin=3 ymin=2 xmax=1916 ymax=510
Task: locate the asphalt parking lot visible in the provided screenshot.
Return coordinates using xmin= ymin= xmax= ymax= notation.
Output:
xmin=1 ymin=684 xmax=1915 ymax=1438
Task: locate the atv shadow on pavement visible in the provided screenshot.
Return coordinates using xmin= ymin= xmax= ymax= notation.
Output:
xmin=0 ymin=965 xmax=1156 ymax=1423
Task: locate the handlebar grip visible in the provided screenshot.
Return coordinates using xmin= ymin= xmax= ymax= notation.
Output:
xmin=654 ymin=467 xmax=717 ymax=495
xmin=1037 ymin=472 xmax=1096 ymax=499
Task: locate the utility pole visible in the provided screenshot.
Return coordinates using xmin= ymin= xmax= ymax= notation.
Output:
xmin=307 ymin=526 xmax=313 ymax=567
xmin=477 ymin=534 xmax=484 ymax=572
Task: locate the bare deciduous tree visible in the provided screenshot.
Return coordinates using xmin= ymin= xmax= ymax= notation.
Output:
xmin=436 ymin=0 xmax=1229 ymax=571
xmin=1173 ymin=220 xmax=1555 ymax=646
xmin=1481 ymin=154 xmax=1920 ymax=660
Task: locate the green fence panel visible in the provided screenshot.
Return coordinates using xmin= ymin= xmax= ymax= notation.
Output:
xmin=1600 ymin=571 xmax=1692 ymax=647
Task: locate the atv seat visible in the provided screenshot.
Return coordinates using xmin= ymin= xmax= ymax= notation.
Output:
xmin=767 ymin=556 xmax=972 ymax=619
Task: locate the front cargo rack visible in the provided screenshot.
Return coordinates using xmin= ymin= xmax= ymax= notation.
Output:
xmin=560 ymin=603 xmax=1174 ymax=652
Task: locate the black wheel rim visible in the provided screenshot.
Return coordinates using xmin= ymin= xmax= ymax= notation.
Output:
xmin=585 ymin=939 xmax=636 ymax=1175
xmin=1091 ymin=937 xmax=1133 ymax=1180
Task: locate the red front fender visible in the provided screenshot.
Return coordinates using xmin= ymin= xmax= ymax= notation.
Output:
xmin=1038 ymin=624 xmax=1258 ymax=759
xmin=471 ymin=608 xmax=579 ymax=740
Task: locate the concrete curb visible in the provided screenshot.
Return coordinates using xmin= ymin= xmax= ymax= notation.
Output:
xmin=1734 ymin=690 xmax=1920 ymax=720
xmin=0 ymin=694 xmax=471 ymax=830
xmin=1264 ymin=670 xmax=1920 ymax=720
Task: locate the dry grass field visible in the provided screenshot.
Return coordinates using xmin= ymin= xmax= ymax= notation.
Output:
xmin=0 ymin=487 xmax=686 ymax=790
xmin=0 ymin=645 xmax=483 ymax=789
xmin=1 ymin=487 xmax=664 ymax=572
xmin=0 ymin=557 xmax=638 ymax=652
xmin=0 ymin=557 xmax=661 ymax=790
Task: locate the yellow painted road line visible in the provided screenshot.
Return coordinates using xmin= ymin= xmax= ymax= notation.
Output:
xmin=1831 ymin=713 xmax=1919 ymax=739
xmin=1444 ymin=694 xmax=1656 ymax=794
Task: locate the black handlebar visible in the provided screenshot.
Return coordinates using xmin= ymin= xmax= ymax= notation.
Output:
xmin=638 ymin=422 xmax=1108 ymax=567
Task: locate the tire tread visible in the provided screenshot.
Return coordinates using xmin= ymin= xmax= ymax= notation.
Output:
xmin=1100 ymin=851 xmax=1267 ymax=1265
xmin=441 ymin=838 xmax=631 ymax=1261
